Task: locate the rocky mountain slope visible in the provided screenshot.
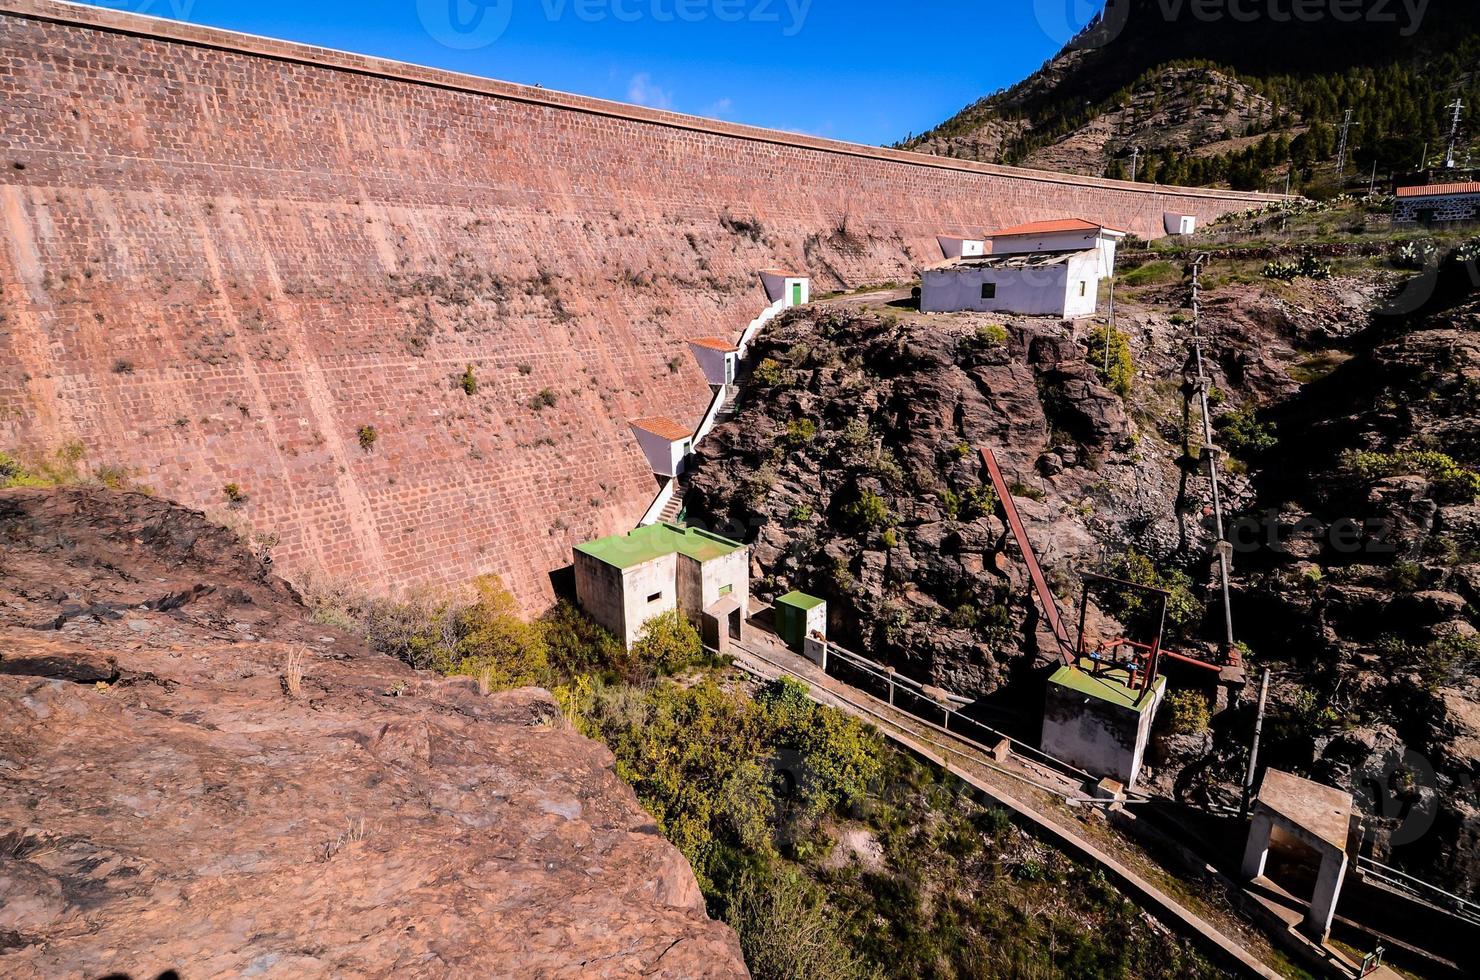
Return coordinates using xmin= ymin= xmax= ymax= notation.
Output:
xmin=902 ymin=0 xmax=1480 ymax=188
xmin=683 ymin=230 xmax=1480 ymax=897
xmin=0 ymin=488 xmax=746 ymax=978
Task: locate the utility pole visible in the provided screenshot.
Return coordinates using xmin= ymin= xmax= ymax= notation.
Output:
xmin=1369 ymin=160 xmax=1379 ymax=196
xmin=1130 ymin=146 xmax=1142 ymax=183
xmin=1335 ymin=109 xmax=1355 ymax=177
xmin=1444 ymin=98 xmax=1466 ymax=169
xmin=1241 ymin=669 xmax=1271 ymax=819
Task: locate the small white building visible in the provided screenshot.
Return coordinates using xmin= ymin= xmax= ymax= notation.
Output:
xmin=687 ymin=337 xmax=739 ymax=387
xmin=630 ymin=416 xmax=693 ymax=478
xmin=936 ymin=233 xmax=987 ymax=259
xmin=920 ymin=218 xmax=1125 ymax=320
xmin=760 ymin=269 xmax=810 ymax=307
xmin=1164 ymin=212 xmax=1197 ymax=236
xmin=574 ymin=523 xmax=750 ymax=651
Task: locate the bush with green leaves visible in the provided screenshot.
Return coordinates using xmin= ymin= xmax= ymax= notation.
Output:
xmin=631 ymin=608 xmax=704 ymax=675
xmin=1344 ymin=449 xmax=1480 ymax=503
xmin=1102 ymin=550 xmax=1204 ymax=641
xmin=1086 ymin=326 xmax=1133 ymax=397
xmin=841 ymin=488 xmax=891 ymax=532
xmin=1162 ymin=690 xmax=1211 ymax=736
xmin=783 ymin=418 xmax=817 ymax=446
xmin=450 ymin=575 xmax=551 ymax=688
xmin=1217 ymin=405 xmax=1278 ymax=458
xmin=753 ymin=358 xmax=785 ymax=386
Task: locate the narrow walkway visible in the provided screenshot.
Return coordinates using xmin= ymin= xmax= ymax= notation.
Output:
xmin=731 ymin=628 xmax=1287 ymax=980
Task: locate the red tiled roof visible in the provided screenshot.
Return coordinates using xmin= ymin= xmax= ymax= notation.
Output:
xmin=759 ymin=268 xmax=806 ymax=278
xmin=1396 ymin=182 xmax=1480 ymax=198
xmin=630 ymin=416 xmax=692 ymax=442
xmin=937 ymin=232 xmax=986 ymax=241
xmin=687 ymin=337 xmax=738 ymax=352
xmin=990 ymin=218 xmax=1127 ymax=237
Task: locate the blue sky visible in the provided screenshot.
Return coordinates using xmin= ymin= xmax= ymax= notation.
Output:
xmin=79 ymin=0 xmax=1101 ymax=145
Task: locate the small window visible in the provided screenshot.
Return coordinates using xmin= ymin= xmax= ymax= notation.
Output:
xmin=718 ymin=584 xmax=733 ymax=597
xmin=647 ymin=591 xmax=662 ymax=604
xmin=681 ymin=440 xmax=692 ymax=456
xmin=980 ymin=282 xmax=997 ymax=300
xmin=1078 ymin=281 xmax=1087 ymax=297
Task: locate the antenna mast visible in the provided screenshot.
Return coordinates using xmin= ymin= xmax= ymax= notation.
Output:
xmin=1444 ymin=98 xmax=1466 ymax=169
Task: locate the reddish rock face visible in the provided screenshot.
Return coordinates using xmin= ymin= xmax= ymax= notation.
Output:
xmin=0 ymin=0 xmax=1277 ymax=612
xmin=0 ymin=487 xmax=748 ymax=979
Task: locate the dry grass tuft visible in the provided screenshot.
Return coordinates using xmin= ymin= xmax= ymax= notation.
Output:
xmin=283 ymin=646 xmax=306 ymax=698
xmin=320 ymin=816 xmax=369 ymax=862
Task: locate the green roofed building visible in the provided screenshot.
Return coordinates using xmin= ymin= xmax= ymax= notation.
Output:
xmin=1040 ymin=658 xmax=1166 ymax=788
xmin=573 ymin=523 xmax=749 ymax=650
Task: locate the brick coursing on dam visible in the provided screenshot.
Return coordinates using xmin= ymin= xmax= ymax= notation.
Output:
xmin=0 ymin=0 xmax=1284 ymax=608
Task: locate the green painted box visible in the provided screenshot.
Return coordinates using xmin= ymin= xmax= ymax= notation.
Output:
xmin=774 ymin=591 xmax=826 ymax=652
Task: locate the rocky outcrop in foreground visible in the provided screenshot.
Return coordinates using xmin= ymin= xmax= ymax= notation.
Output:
xmin=0 ymin=488 xmax=746 ymax=978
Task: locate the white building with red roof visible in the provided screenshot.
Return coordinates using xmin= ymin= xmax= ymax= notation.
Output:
xmin=921 ymin=217 xmax=1125 ymax=319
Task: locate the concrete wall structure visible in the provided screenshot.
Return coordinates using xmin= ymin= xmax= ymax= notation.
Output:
xmin=0 ymin=0 xmax=1285 ymax=608
xmin=1041 ymin=668 xmax=1166 ymax=787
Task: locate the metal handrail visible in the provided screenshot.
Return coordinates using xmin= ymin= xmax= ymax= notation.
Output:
xmin=1355 ymin=856 xmax=1480 ymax=924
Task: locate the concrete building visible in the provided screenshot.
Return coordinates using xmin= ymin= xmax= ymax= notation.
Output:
xmin=921 ymin=218 xmax=1125 ymax=319
xmin=1241 ymin=769 xmax=1356 ymax=942
xmin=1040 ymin=659 xmax=1166 ymax=787
xmin=921 ymin=250 xmax=1104 ymax=318
xmin=1394 ymin=182 xmax=1480 ymax=225
xmin=1164 ymin=212 xmax=1197 ymax=235
xmin=629 ymin=416 xmax=693 ymax=478
xmin=573 ymin=523 xmax=750 ymax=651
xmin=687 ymin=337 xmax=739 ymax=387
xmin=759 ymin=269 xmax=810 ymax=308
xmin=936 ymin=233 xmax=986 ymax=259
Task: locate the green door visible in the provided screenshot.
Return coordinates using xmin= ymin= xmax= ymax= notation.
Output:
xmin=791 ymin=282 xmax=803 ymax=306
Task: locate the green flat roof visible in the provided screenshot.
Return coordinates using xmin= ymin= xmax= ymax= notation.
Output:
xmin=775 ymin=591 xmax=825 ymax=611
xmin=575 ymin=522 xmax=743 ymax=569
xmin=1049 ymin=659 xmax=1164 ymax=712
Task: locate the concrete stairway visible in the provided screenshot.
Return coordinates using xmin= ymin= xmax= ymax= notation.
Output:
xmin=657 ymin=483 xmax=685 ymax=524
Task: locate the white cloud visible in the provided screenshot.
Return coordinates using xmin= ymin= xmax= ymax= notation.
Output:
xmin=626 ymin=73 xmax=674 ymax=110
xmin=704 ymin=97 xmax=734 ymax=118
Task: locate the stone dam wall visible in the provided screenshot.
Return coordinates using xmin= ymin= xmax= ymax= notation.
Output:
xmin=0 ymin=0 xmax=1284 ymax=608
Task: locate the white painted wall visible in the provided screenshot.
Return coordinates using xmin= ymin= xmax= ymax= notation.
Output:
xmin=575 ymin=551 xmax=680 ymax=648
xmin=1062 ymin=251 xmax=1102 ymax=319
xmin=633 ymin=426 xmax=691 ymax=478
xmin=937 ymin=235 xmax=985 ymax=259
xmin=700 ymin=548 xmax=750 ymax=617
xmin=921 ymin=263 xmax=1071 ymax=316
xmin=620 ymin=554 xmax=680 ymax=648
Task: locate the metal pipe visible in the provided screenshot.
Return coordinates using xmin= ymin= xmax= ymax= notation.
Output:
xmin=1241 ymin=669 xmax=1271 ymax=819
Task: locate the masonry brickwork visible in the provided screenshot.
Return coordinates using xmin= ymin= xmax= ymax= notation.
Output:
xmin=0 ymin=0 xmax=1284 ymax=609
